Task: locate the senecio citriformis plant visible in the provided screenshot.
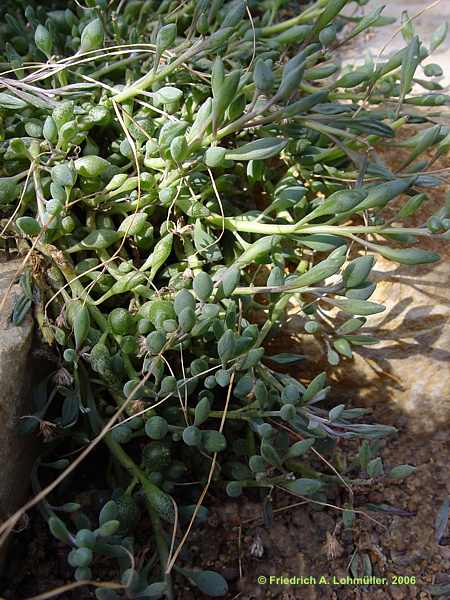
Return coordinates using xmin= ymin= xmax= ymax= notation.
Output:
xmin=1 ymin=0 xmax=449 ymax=596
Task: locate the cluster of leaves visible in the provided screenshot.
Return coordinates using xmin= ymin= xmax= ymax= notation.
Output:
xmin=1 ymin=0 xmax=449 ymax=597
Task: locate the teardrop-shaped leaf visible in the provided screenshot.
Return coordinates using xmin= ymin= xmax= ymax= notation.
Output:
xmin=188 ymin=98 xmax=212 ymax=143
xmin=97 ymin=519 xmax=120 ymax=537
xmin=253 ymin=58 xmax=274 ymax=91
xmin=73 ymin=304 xmax=90 ymax=350
xmin=193 ymin=271 xmax=213 ymax=301
xmin=260 ymin=440 xmax=283 ymax=467
xmin=218 ymin=329 xmax=236 ymax=364
xmin=299 ymin=234 xmax=346 ymax=252
xmin=345 ymin=281 xmax=376 ymax=301
xmin=267 ymin=353 xmax=304 ymax=364
xmin=12 ymin=295 xmax=32 ymax=326
xmin=337 ymin=318 xmax=365 ymax=335
xmin=366 ymin=243 xmax=440 ymax=265
xmin=193 ymin=220 xmax=222 ymax=262
xmin=140 ymin=233 xmax=173 ymax=276
xmin=0 ymin=93 xmax=28 ymax=110
xmin=399 ymin=36 xmax=421 ymax=108
xmin=74 ymin=155 xmax=109 ymax=178
xmin=156 ymin=23 xmax=177 ymax=52
xmin=343 ymin=335 xmax=379 ymax=346
xmin=99 ymin=500 xmax=118 ymax=525
xmin=285 ymin=246 xmax=346 ymax=289
xmin=430 ymin=22 xmax=448 ymax=52
xmin=400 ymin=126 xmax=444 ymax=168
xmin=118 ymin=212 xmax=148 ymax=235
xmin=217 ymin=266 xmax=240 ymax=297
xmin=287 ymin=438 xmax=314 ymax=458
xmin=154 ymin=86 xmax=183 ymax=105
xmin=96 ymin=589 xmax=121 ymax=600
xmin=333 ymin=338 xmax=353 ymax=358
xmin=388 ymin=464 xmax=416 ymax=479
xmin=283 ymin=478 xmax=323 ymax=496
xmin=435 ymin=496 xmax=449 ymax=543
xmin=367 ymin=457 xmax=384 ymax=477
xmin=79 ymin=18 xmax=104 ymax=54
xmin=277 ymin=64 xmax=305 ymax=99
xmin=182 ymin=569 xmax=229 ymax=597
xmin=326 ymin=297 xmax=385 ymax=316
xmin=314 ymin=0 xmax=349 ymax=34
xmin=137 ymin=581 xmax=167 ymax=599
xmin=61 ymin=389 xmax=80 ymax=426
xmin=225 ymin=138 xmax=287 ymax=161
xmin=356 ymin=179 xmax=413 ymax=210
xmin=306 ymin=190 xmax=366 ymax=221
xmin=235 ymin=235 xmax=280 ymax=267
xmin=400 ymin=11 xmax=414 ymax=43
xmin=17 ymin=216 xmax=41 ymax=236
xmin=77 ymin=229 xmax=121 ymax=250
xmin=344 ymin=6 xmax=385 ymax=42
xmin=329 ymin=404 xmax=345 ymax=421
xmin=303 ymin=372 xmax=326 ymax=403
xmin=342 ymin=255 xmax=375 ymax=288
xmin=49 ymin=515 xmax=72 ymax=544
xmin=212 ymin=69 xmax=241 ymax=131
xmin=194 ymin=398 xmax=211 ymax=427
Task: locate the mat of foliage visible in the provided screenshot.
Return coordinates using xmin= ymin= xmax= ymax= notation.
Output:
xmin=0 ymin=0 xmax=449 ymax=598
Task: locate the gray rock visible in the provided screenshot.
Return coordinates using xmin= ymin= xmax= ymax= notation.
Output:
xmin=0 ymin=260 xmax=35 ymax=535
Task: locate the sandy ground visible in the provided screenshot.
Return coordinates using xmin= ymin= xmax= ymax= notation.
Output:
xmin=340 ymin=0 xmax=450 ymax=87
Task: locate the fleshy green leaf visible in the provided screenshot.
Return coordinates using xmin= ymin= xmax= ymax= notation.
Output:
xmin=49 ymin=516 xmax=72 ymax=544
xmin=430 ymin=22 xmax=448 ymax=52
xmin=366 ymin=244 xmax=440 ymax=265
xmin=267 ymin=353 xmax=304 ymax=364
xmin=0 ymin=93 xmax=28 ymax=110
xmin=118 ymin=212 xmax=148 ymax=235
xmin=183 ymin=569 xmax=229 ymax=597
xmin=367 ymin=457 xmax=384 ymax=477
xmin=283 ymin=478 xmax=323 ymax=496
xmin=435 ymin=496 xmax=449 ymax=543
xmin=388 ymin=464 xmax=416 ymax=479
xmin=325 ymin=297 xmax=385 ymax=316
xmin=225 ymin=138 xmax=287 ymax=161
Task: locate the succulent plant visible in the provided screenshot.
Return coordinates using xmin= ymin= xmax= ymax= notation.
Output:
xmin=1 ymin=0 xmax=448 ymax=596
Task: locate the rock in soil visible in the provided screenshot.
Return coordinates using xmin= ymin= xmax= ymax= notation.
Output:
xmin=0 ymin=260 xmax=36 ymax=566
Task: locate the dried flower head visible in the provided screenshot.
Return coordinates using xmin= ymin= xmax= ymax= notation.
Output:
xmin=39 ymin=420 xmax=58 ymax=442
xmin=131 ymin=400 xmax=146 ymax=415
xmin=54 ymin=367 xmax=73 ymax=387
xmin=324 ymin=531 xmax=344 ymax=560
xmin=250 ymin=532 xmax=264 ymax=558
xmin=55 ymin=309 xmax=66 ymax=329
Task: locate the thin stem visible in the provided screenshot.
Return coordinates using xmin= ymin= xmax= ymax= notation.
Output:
xmin=205 ymin=214 xmax=434 ymax=238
